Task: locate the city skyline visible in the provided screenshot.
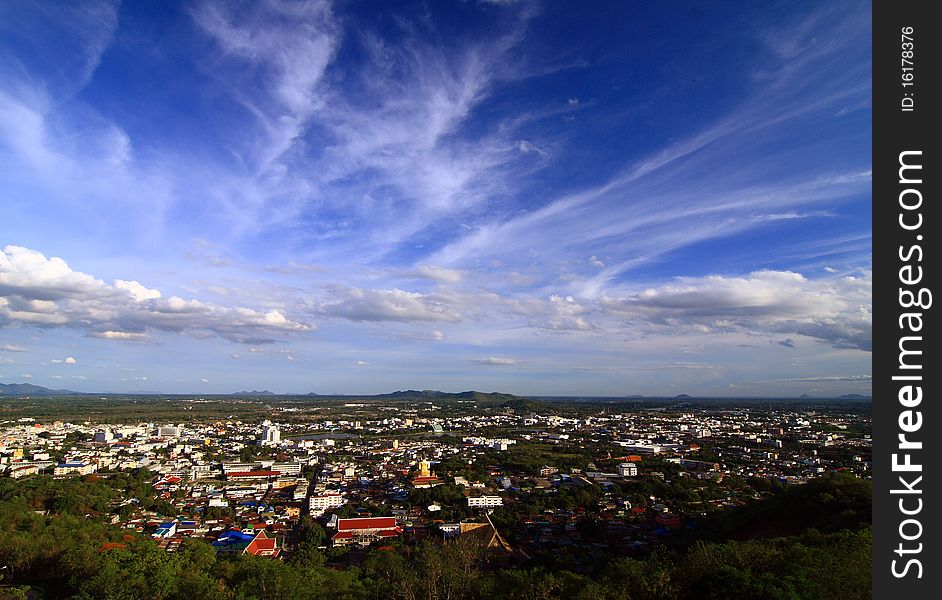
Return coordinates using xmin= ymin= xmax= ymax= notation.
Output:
xmin=0 ymin=1 xmax=872 ymax=396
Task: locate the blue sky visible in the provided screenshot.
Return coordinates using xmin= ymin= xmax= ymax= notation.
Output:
xmin=0 ymin=1 xmax=871 ymax=396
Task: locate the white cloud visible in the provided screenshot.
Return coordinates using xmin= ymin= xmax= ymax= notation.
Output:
xmin=0 ymin=245 xmax=310 ymax=344
xmin=114 ymin=279 xmax=161 ymax=301
xmin=514 ymin=139 xmax=545 ymax=155
xmin=318 ymin=287 xmax=462 ymax=323
xmin=91 ymin=331 xmax=148 ymax=341
xmin=758 ymin=374 xmax=871 ymax=383
xmin=0 ymin=343 xmax=27 ymax=352
xmin=405 ymin=266 xmax=465 ymax=284
xmin=474 ymin=356 xmax=518 ymax=366
xmin=601 ymin=270 xmax=871 ymax=350
xmin=537 ymin=294 xmax=597 ymax=332
xmin=191 ymin=0 xmax=338 ymax=175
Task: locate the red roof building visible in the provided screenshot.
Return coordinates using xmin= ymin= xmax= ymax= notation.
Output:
xmin=244 ymin=530 xmax=280 ymax=558
xmin=332 ymin=517 xmax=401 ymax=547
xmin=410 ymin=475 xmax=443 ymax=488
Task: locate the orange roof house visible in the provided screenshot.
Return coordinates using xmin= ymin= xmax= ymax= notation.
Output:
xmin=245 ymin=530 xmax=280 ymax=558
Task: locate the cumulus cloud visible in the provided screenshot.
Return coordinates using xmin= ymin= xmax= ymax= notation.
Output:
xmin=91 ymin=331 xmax=148 ymax=341
xmin=0 ymin=343 xmax=27 ymax=352
xmin=0 ymin=245 xmax=310 ymax=344
xmin=317 ymin=287 xmax=462 ymax=323
xmin=537 ymin=294 xmax=598 ymax=332
xmin=601 ymin=270 xmax=871 ymax=350
xmin=474 ymin=356 xmax=518 ymax=365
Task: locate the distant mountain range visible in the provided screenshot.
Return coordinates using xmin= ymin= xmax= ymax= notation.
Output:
xmin=0 ymin=382 xmax=872 ymax=401
xmin=0 ymin=382 xmax=83 ymax=396
xmin=372 ymin=389 xmax=517 ymax=401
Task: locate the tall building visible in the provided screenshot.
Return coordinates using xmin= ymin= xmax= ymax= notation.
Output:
xmin=258 ymin=421 xmax=281 ymax=446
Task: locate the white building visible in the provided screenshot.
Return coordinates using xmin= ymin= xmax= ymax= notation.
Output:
xmin=309 ymin=492 xmax=346 ymax=516
xmin=617 ymin=463 xmax=639 ymax=477
xmin=94 ymin=429 xmax=114 ymax=443
xmin=271 ymin=462 xmax=301 ymax=476
xmin=54 ymin=461 xmax=97 ymax=476
xmin=259 ymin=421 xmax=281 ymax=446
xmin=467 ymin=496 xmax=503 ymax=508
xmin=158 ymin=425 xmax=181 ymax=438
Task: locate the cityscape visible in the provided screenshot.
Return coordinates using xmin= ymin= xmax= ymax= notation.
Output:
xmin=0 ymin=1 xmax=872 ymax=598
xmin=0 ymin=390 xmax=871 ymax=598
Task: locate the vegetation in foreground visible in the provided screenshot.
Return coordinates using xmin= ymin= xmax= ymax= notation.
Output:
xmin=0 ymin=472 xmax=870 ymax=600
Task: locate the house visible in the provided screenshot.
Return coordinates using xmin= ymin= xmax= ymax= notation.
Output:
xmin=244 ymin=530 xmax=280 ymax=558
xmin=450 ymin=514 xmax=530 ymax=564
xmin=153 ymin=522 xmax=177 ymax=538
xmin=7 ymin=464 xmax=40 ymax=479
xmin=211 ymin=529 xmax=255 ymax=553
xmin=331 ymin=517 xmax=401 ymax=547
